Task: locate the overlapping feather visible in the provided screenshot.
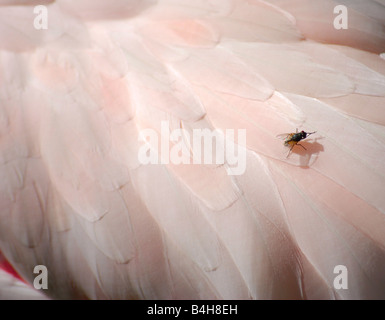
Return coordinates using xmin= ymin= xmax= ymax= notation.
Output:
xmin=0 ymin=0 xmax=384 ymax=299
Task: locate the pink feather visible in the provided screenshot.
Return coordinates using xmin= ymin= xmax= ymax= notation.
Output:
xmin=0 ymin=0 xmax=384 ymax=299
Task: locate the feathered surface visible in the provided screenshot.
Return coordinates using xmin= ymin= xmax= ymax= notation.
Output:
xmin=0 ymin=0 xmax=385 ymax=300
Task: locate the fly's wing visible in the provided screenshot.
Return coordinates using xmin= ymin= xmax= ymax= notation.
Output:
xmin=276 ymin=133 xmax=293 ymax=140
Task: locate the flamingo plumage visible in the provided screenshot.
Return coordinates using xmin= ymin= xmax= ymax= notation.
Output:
xmin=0 ymin=0 xmax=385 ymax=299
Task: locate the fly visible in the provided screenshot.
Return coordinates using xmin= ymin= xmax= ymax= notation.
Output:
xmin=277 ymin=128 xmax=316 ymax=158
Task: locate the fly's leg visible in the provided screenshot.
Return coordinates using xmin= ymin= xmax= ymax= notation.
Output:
xmin=286 ymin=149 xmax=291 ymax=158
xmin=286 ymin=143 xmax=307 ymax=158
xmin=297 ymin=144 xmax=307 ymax=150
xmin=286 ymin=144 xmax=295 ymax=158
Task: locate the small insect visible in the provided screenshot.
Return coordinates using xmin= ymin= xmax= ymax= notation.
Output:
xmin=277 ymin=128 xmax=316 ymax=158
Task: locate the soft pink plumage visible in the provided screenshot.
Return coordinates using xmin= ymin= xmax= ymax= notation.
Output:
xmin=0 ymin=0 xmax=385 ymax=299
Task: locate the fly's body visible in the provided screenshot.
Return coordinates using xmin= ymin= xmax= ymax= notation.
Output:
xmin=277 ymin=129 xmax=316 ymax=157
